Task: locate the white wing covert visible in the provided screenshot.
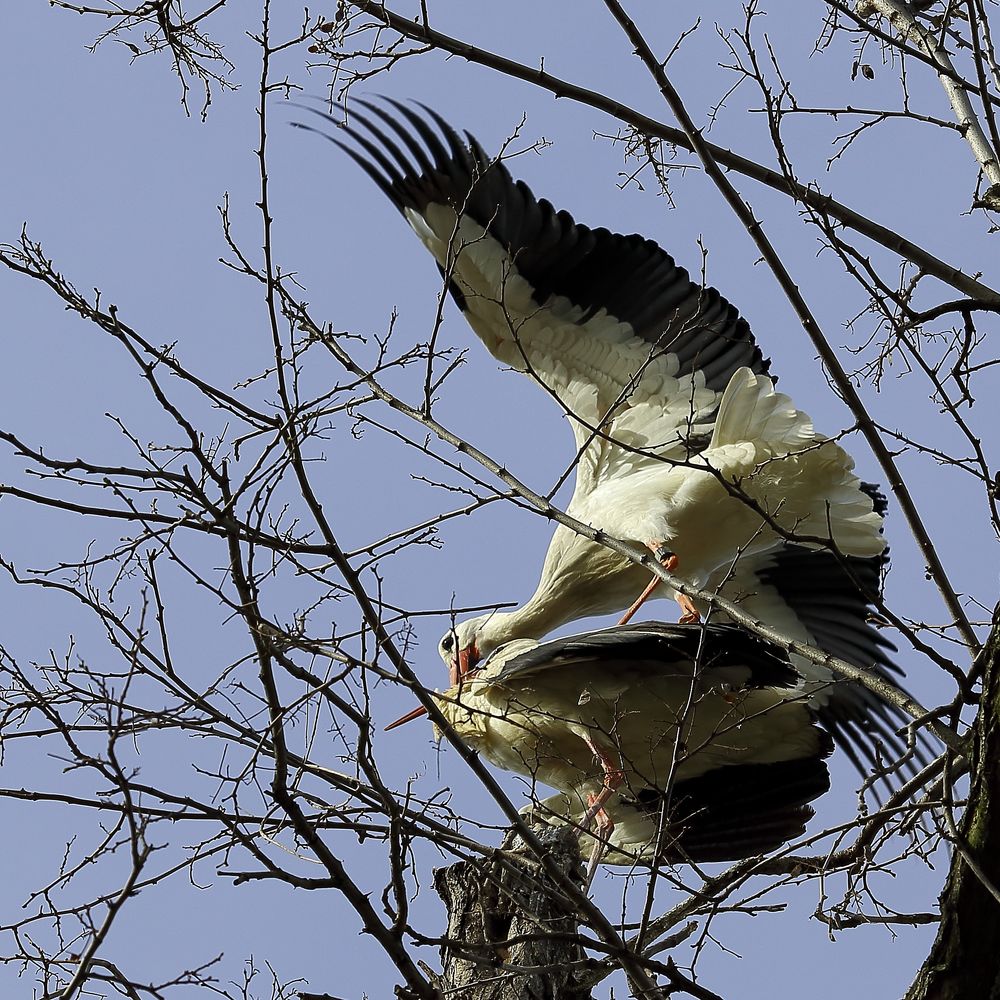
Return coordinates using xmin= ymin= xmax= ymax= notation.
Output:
xmin=295 ymin=99 xmax=768 ymax=494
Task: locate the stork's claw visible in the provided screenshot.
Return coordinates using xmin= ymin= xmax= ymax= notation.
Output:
xmin=677 ymin=593 xmax=701 ymax=624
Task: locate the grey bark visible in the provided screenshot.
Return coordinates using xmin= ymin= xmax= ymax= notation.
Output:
xmin=429 ymin=826 xmax=594 ymax=1000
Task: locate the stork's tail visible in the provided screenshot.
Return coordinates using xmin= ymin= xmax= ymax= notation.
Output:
xmin=709 ymin=368 xmax=816 ymax=452
xmin=526 ymin=753 xmax=832 ymax=866
xmin=708 ymin=368 xmax=885 ymax=558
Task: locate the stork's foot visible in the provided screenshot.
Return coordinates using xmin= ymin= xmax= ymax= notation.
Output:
xmin=677 ymin=592 xmax=701 ymax=624
xmin=617 ymin=542 xmax=681 ymax=627
xmin=651 ymin=544 xmax=679 ymax=570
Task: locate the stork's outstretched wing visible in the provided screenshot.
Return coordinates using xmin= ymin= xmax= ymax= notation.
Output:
xmin=293 ymin=99 xmax=768 ymax=492
xmin=304 ymin=101 xmax=931 ymax=784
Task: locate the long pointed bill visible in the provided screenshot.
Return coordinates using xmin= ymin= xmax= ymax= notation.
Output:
xmin=383 ymin=705 xmax=428 ymax=732
xmin=385 ymin=643 xmax=482 ymax=733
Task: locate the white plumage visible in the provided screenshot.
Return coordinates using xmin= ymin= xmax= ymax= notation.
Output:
xmin=299 ymin=99 xmax=921 ymax=778
xmin=424 ymin=623 xmax=833 ymax=867
xmin=572 ymin=367 xmax=883 ymax=580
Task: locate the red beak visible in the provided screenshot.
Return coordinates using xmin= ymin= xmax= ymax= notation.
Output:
xmin=383 ymin=643 xmax=481 ymax=732
xmin=448 ymin=644 xmax=480 ymax=686
xmin=383 ymin=704 xmax=428 ymax=731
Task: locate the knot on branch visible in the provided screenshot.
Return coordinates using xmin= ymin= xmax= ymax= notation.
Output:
xmin=974 ymin=184 xmax=1000 ymax=213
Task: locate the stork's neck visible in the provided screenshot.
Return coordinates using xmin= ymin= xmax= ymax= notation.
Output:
xmin=493 ymin=589 xmax=572 ymax=646
xmin=511 ymin=600 xmax=556 ymax=640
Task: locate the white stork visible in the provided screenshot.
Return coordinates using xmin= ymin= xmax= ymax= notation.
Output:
xmin=387 ymin=622 xmax=833 ymax=876
xmin=295 ymin=100 xmax=920 ymax=779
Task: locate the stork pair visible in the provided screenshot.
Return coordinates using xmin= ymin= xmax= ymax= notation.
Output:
xmin=298 ymin=100 xmax=922 ymax=874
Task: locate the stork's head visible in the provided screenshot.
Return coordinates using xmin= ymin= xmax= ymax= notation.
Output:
xmin=437 ymin=613 xmax=514 ymax=686
xmin=384 ymin=613 xmax=516 ymax=732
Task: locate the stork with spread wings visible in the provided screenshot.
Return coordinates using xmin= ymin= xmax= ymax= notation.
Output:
xmin=296 ymin=100 xmax=916 ymax=779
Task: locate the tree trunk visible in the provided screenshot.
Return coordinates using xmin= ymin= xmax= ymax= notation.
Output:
xmin=906 ymin=612 xmax=1000 ymax=1000
xmin=429 ymin=826 xmax=594 ymax=1000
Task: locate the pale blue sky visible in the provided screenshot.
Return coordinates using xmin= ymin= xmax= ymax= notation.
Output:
xmin=2 ymin=1 xmax=994 ymax=997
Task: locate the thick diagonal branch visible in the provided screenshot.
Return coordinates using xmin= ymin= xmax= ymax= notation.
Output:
xmin=340 ymin=0 xmax=1000 ymax=306
xmin=600 ymin=0 xmax=979 ymax=653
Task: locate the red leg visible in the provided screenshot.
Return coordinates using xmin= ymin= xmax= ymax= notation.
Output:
xmin=584 ymin=792 xmax=614 ymax=886
xmin=616 ymin=574 xmax=661 ymax=627
xmin=617 ymin=545 xmax=700 ymax=626
xmin=676 ymin=592 xmax=700 ymax=624
xmin=579 ymin=737 xmax=625 ymax=885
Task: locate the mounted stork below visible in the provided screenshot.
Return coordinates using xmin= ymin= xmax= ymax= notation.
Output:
xmin=294 ymin=99 xmax=919 ymax=780
xmin=386 ymin=622 xmax=833 ymax=877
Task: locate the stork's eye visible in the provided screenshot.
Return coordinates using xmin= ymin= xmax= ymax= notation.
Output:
xmin=441 ymin=634 xmax=455 ymax=653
